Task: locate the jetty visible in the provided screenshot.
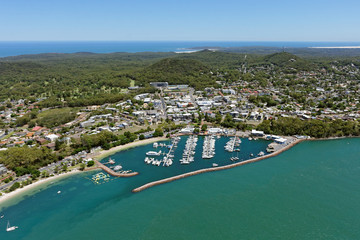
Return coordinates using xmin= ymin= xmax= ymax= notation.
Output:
xmin=202 ymin=135 xmax=215 ymax=159
xmin=180 ymin=135 xmax=198 ymax=164
xmin=94 ymin=160 xmax=138 ymax=177
xmin=132 ymin=138 xmax=304 ymax=193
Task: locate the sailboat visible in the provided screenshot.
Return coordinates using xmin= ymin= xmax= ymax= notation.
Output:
xmin=6 ymin=221 xmax=18 ymax=232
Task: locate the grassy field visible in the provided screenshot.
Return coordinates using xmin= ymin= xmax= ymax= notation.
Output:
xmin=36 ymin=107 xmax=79 ymax=128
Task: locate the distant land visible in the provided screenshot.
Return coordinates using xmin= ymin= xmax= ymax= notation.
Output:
xmin=188 ymin=46 xmax=360 ymax=58
xmin=1 ymin=41 xmax=360 ymax=58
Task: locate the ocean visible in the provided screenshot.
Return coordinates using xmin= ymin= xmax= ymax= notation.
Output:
xmin=1 ymin=41 xmax=360 ymax=57
xmin=0 ymin=137 xmax=359 ymax=239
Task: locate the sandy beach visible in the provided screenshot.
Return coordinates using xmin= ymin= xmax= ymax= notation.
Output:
xmin=309 ymin=46 xmax=360 ymax=49
xmin=93 ymin=137 xmax=168 ymax=160
xmin=0 ymin=170 xmax=82 ymax=207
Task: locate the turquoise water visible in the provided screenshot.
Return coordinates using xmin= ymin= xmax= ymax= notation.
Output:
xmin=1 ymin=137 xmax=360 ymax=239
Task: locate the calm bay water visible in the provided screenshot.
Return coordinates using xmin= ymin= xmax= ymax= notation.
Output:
xmin=0 ymin=137 xmax=360 ymax=239
xmin=1 ymin=41 xmax=360 ymax=57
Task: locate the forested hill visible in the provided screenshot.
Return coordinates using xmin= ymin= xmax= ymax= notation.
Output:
xmin=262 ymin=52 xmax=315 ymax=71
xmin=0 ymin=50 xmax=358 ymax=105
xmin=134 ymin=58 xmax=217 ymax=89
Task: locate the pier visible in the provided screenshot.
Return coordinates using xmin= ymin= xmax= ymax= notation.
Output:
xmin=94 ymin=160 xmax=138 ymax=177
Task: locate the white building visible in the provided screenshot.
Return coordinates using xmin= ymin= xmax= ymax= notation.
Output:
xmin=208 ymin=128 xmax=223 ymax=134
xmin=45 ymin=134 xmax=59 ymax=142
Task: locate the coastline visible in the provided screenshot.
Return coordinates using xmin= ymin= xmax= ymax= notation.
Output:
xmin=1 ymin=136 xmax=343 ymax=206
xmin=0 ymin=137 xmax=168 ymax=207
xmin=309 ymin=46 xmax=360 ymax=49
xmin=0 ymin=170 xmax=83 ymax=207
xmin=93 ymin=137 xmax=168 ymax=161
xmin=132 ymin=138 xmax=305 ymax=193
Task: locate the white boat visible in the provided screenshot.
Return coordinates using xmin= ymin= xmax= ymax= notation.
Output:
xmin=108 ymin=158 xmax=115 ymax=164
xmin=146 ymin=151 xmax=161 ymax=156
xmin=6 ymin=221 xmax=18 ymax=232
xmin=57 ymin=191 xmax=61 ymax=194
xmin=258 ymin=151 xmax=265 ymax=156
xmin=153 ymin=142 xmax=158 ymax=148
xmin=114 ymin=165 xmax=123 ymax=171
xmin=212 ymin=163 xmax=219 ymax=167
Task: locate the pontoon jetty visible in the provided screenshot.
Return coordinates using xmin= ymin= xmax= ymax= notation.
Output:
xmin=202 ymin=135 xmax=216 ymax=159
xmin=180 ymin=135 xmax=198 ymax=164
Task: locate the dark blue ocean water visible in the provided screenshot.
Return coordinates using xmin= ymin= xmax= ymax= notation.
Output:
xmin=0 ymin=41 xmax=360 ymax=57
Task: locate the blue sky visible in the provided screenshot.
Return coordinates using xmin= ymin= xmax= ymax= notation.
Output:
xmin=1 ymin=0 xmax=360 ymax=41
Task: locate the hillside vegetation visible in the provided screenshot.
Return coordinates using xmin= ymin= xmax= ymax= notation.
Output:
xmin=0 ymin=50 xmax=358 ymax=105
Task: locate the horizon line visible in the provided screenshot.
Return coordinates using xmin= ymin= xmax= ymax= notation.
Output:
xmin=0 ymin=40 xmax=360 ymax=43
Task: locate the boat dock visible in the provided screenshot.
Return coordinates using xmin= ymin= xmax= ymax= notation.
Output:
xmin=202 ymin=135 xmax=215 ymax=159
xmin=94 ymin=160 xmax=138 ymax=177
xmin=180 ymin=135 xmax=198 ymax=164
xmin=225 ymin=136 xmax=241 ymax=152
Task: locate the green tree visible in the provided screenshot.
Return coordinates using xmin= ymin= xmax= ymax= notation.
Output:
xmin=79 ymin=163 xmax=86 ymax=171
xmin=153 ymin=128 xmax=164 ymax=137
xmin=9 ymin=182 xmax=21 ymax=192
xmin=87 ymin=161 xmax=95 ymax=167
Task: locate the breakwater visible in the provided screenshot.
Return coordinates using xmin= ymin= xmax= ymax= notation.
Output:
xmin=95 ymin=160 xmax=138 ymax=177
xmin=132 ymin=138 xmax=304 ymax=192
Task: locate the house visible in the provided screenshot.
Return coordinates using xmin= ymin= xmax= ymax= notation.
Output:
xmin=32 ymin=126 xmax=42 ymax=132
xmin=45 ymin=134 xmax=59 ymax=142
xmin=26 ymin=132 xmax=35 ymax=138
xmin=0 ymin=164 xmax=8 ymax=175
xmin=80 ymin=119 xmax=95 ymax=128
xmin=36 ymin=138 xmax=47 ymax=145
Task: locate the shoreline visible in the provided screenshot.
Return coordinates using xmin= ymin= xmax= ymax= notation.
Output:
xmin=309 ymin=46 xmax=360 ymax=49
xmin=0 ymin=137 xmax=168 ymax=207
xmin=132 ymin=138 xmax=305 ymax=193
xmin=0 ymin=170 xmax=83 ymax=207
xmin=93 ymin=137 xmax=168 ymax=161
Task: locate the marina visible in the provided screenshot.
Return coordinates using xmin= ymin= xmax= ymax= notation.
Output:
xmin=105 ymin=135 xmax=272 ymax=177
xmin=144 ymin=137 xmax=181 ymax=167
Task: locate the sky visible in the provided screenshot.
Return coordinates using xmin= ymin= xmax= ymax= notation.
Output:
xmin=1 ymin=0 xmax=360 ymax=41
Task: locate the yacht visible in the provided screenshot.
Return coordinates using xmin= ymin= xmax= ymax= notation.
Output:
xmin=146 ymin=151 xmax=161 ymax=156
xmin=114 ymin=165 xmax=123 ymax=171
xmin=6 ymin=221 xmax=18 ymax=232
xmin=108 ymin=157 xmax=115 ymax=164
xmin=258 ymin=151 xmax=265 ymax=156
